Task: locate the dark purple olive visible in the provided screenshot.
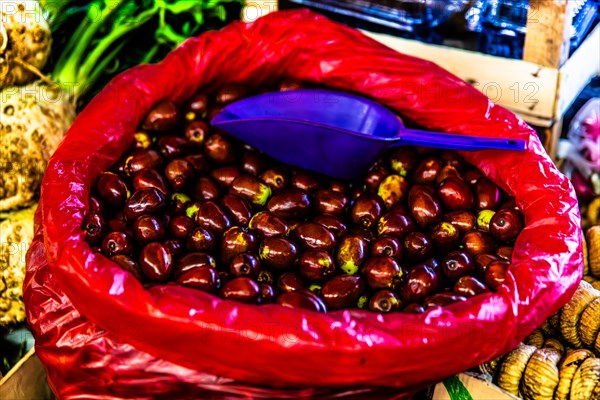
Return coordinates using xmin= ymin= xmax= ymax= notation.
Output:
xmin=277 ymin=272 xmax=305 ymax=293
xmin=220 ymin=277 xmax=261 ymax=304
xmin=184 ymin=120 xmax=209 ymax=145
xmin=220 ymin=226 xmax=257 ymax=264
xmin=185 ymin=93 xmax=209 ymax=120
xmin=257 ymin=269 xmax=274 ymax=285
xmin=123 ymin=188 xmax=166 ymax=221
xmin=96 ymin=172 xmax=129 ymax=208
xmin=258 ymin=236 xmax=298 ymax=270
xmin=164 ymin=239 xmax=185 ymax=258
xmin=442 ymin=250 xmax=474 ymax=280
xmin=437 ymin=176 xmax=474 ymax=211
xmin=428 ymin=222 xmax=459 ymax=254
xmin=464 ymin=169 xmax=483 ymax=186
xmin=403 ymin=303 xmax=425 ymax=314
xmin=298 ymin=249 xmax=335 ymax=282
xmin=377 ymin=210 xmax=416 ymax=239
xmin=364 ymin=165 xmax=389 ymax=192
xmin=484 ymin=260 xmax=510 ymax=291
xmin=259 ymin=167 xmax=289 ymax=191
xmin=369 ymin=290 xmax=401 ymax=313
xmin=490 ymin=209 xmax=524 ymax=243
xmin=321 ymin=275 xmax=366 ymax=309
xmin=387 ymin=147 xmax=418 ymax=177
xmin=276 ymin=290 xmax=327 ymax=312
xmin=133 ymin=168 xmax=168 ymax=195
xmin=125 ymin=149 xmax=163 ymax=176
xmin=260 ymin=283 xmax=276 ymax=303
xmin=169 ymin=215 xmax=195 ymax=239
xmin=424 ymin=292 xmax=467 ymax=308
xmin=351 ymin=192 xmax=384 ymax=229
xmin=399 ymin=263 xmax=439 ymax=304
xmin=185 ymin=154 xmax=211 ymax=175
xmin=412 ymin=157 xmax=443 ymax=184
xmin=220 ymin=194 xmax=252 ymax=226
xmin=107 ymin=218 xmax=128 ymax=232
xmin=461 ymin=230 xmax=496 ymax=257
xmin=475 ymin=178 xmax=501 ymax=210
xmin=111 ymin=255 xmax=143 ymax=281
xmin=157 ymin=135 xmax=189 ymax=159
xmin=291 ymin=170 xmax=322 ymax=193
xmin=350 ymin=226 xmax=377 ymax=243
xmin=408 ymin=185 xmax=442 ymax=228
xmin=278 ymin=80 xmax=304 ymax=91
xmin=362 ymin=256 xmax=403 ymax=289
xmin=102 ymin=231 xmax=133 ymax=257
xmin=164 ymin=158 xmax=194 ymax=191
xmin=248 ymin=211 xmax=289 ymax=238
xmin=216 ymin=84 xmax=247 ymax=105
xmin=443 ymin=210 xmax=477 ymax=234
xmin=403 ymin=231 xmax=432 ymax=263
xmin=440 ymin=151 xmax=467 ymax=171
xmin=370 ymin=235 xmax=402 ymax=258
xmin=132 ymin=215 xmax=165 ymax=244
xmin=81 ymin=212 xmax=106 ymax=245
xmin=230 ymin=252 xmax=260 ymax=278
xmin=334 ymin=234 xmax=368 ymax=275
xmin=241 ymin=151 xmax=264 ymax=176
xmin=173 ymin=252 xmax=217 ymax=280
xmin=267 ymin=187 xmax=311 ymax=219
xmin=132 ymin=132 xmax=152 ymax=149
xmin=195 ymin=201 xmax=231 ymax=236
xmin=192 ymin=176 xmax=221 ymax=201
xmin=377 ymin=175 xmax=409 ymax=210
xmin=139 ymin=242 xmax=173 ymax=282
xmin=293 ymin=222 xmax=336 ymax=251
xmin=496 ymin=246 xmax=513 ymax=261
xmin=88 ymin=195 xmax=105 ymax=214
xmin=186 ymin=226 xmax=216 ymax=252
xmin=314 ymin=189 xmax=348 ymax=217
xmin=454 ymin=276 xmax=489 ymax=297
xmin=474 ymin=253 xmax=500 ymax=276
xmin=211 ymin=166 xmax=241 ymax=188
xmin=230 ymin=175 xmax=272 ymax=207
xmin=170 ymin=192 xmax=191 ymax=215
xmin=177 ymin=266 xmax=220 ymax=293
xmin=313 ymin=214 xmax=347 ymax=238
xmin=205 ymin=133 xmax=236 ymax=164
xmin=142 ymin=100 xmax=179 ymax=131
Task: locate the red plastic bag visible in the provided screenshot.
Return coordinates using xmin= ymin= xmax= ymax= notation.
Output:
xmin=25 ymin=9 xmax=583 ymax=398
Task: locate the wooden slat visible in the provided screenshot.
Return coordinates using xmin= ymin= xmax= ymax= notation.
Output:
xmin=523 ymin=0 xmax=574 ymax=68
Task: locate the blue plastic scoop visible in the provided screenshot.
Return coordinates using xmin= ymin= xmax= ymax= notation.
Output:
xmin=211 ymin=89 xmax=526 ymax=180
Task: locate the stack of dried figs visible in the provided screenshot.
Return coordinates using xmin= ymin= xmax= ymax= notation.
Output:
xmin=81 ymin=82 xmax=525 ymax=314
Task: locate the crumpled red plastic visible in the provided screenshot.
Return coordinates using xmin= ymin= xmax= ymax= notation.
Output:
xmin=24 ymin=9 xmax=583 ymax=399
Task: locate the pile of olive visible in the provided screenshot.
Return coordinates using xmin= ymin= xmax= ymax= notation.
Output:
xmin=82 ymin=82 xmax=524 ymax=313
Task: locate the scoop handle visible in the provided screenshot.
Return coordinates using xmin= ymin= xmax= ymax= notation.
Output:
xmin=392 ymin=128 xmax=527 ymax=151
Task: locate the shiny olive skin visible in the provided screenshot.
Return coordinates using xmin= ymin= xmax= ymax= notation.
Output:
xmin=230 ymin=252 xmax=260 ymax=278
xmin=298 ymin=249 xmax=335 ymax=282
xmin=484 ymin=260 xmax=510 ymax=291
xmin=102 ymin=231 xmax=133 ymax=257
xmin=195 ymin=201 xmax=231 ymax=236
xmin=173 ymin=252 xmax=217 ymax=280
xmin=435 ymin=165 xmax=461 ymax=185
xmin=215 ymin=84 xmax=247 ymax=105
xmin=139 ymin=242 xmax=173 ymax=282
xmin=293 ymin=223 xmax=336 ymax=251
xmin=335 ymin=234 xmax=368 ymax=275
xmin=364 ymin=165 xmax=388 ymax=192
xmin=164 ymin=239 xmax=185 ymax=258
xmin=88 ymin=195 xmax=105 ymax=214
xmin=81 ymin=212 xmax=106 ymax=245
xmin=96 ymin=172 xmax=129 ymax=208
xmin=241 ymin=151 xmax=264 ymax=176
xmin=193 ymin=177 xmax=221 ymax=201
xmin=277 ymin=272 xmax=305 ymax=293
xmin=428 ymin=222 xmax=459 ymax=254
xmin=387 ymin=147 xmax=418 ymax=177
xmin=220 ymin=277 xmax=261 ymax=304
xmin=313 ymin=214 xmax=347 ymax=238
xmin=132 ymin=215 xmax=166 ymax=244
xmin=111 ymin=255 xmax=143 ymax=281
xmin=474 ymin=253 xmax=500 ymax=276
xmin=157 ymin=135 xmax=189 ymax=159
xmin=184 ymin=120 xmax=209 ymax=145
xmin=259 ymin=167 xmax=289 ymax=191
xmin=403 ymin=231 xmax=433 ymax=263
xmin=276 ymin=290 xmax=327 ymax=312
xmin=142 ymin=100 xmax=179 ymax=131
xmin=408 ymin=185 xmax=442 ymax=228
xmin=490 ymin=209 xmax=524 ymax=243
xmin=437 ymin=176 xmax=474 ymax=211
xmin=125 ymin=149 xmax=163 ymax=176
xmin=186 ymin=226 xmax=216 ymax=252
xmin=169 ymin=215 xmax=195 ymax=239
xmin=403 ymin=303 xmax=425 ymax=314
xmin=496 ymin=246 xmax=513 ymax=261
xmin=230 ymin=175 xmax=272 ymax=207
xmin=221 ymin=194 xmax=252 ymax=226
xmin=369 ymin=290 xmax=401 ymax=313
xmin=291 ymin=170 xmax=322 ymax=193
xmin=371 ymin=235 xmax=402 ymax=258
xmin=185 ymin=154 xmax=211 ymax=175
xmin=321 ymin=275 xmax=366 ymax=310
xmin=463 ymin=169 xmax=483 ymax=186
xmin=177 ymin=265 xmax=220 ymax=293
xmin=412 ymin=157 xmax=443 ymax=184
xmin=377 ymin=174 xmax=409 ymax=210
xmin=205 ymin=133 xmax=236 ymax=164
xmin=260 ymin=283 xmax=276 ymax=303
xmin=442 ymin=251 xmax=474 ymax=280
xmin=454 ymin=276 xmax=489 ymax=297
xmin=424 ymin=292 xmax=467 ymax=308
xmin=443 ymin=211 xmax=477 ymax=234
xmin=475 ymin=178 xmax=501 ymax=210
xmin=351 ymin=192 xmax=384 ymax=229
xmin=164 ymin=158 xmax=194 ymax=191
xmin=361 ymin=256 xmax=403 ymax=289
xmin=267 ymin=187 xmax=312 ymax=219
xmin=461 ymin=230 xmax=496 ymax=257
xmin=185 ymin=93 xmax=209 ymax=120
xmin=123 ymin=188 xmax=166 ymax=221
xmin=399 ymin=263 xmax=439 ymax=304
xmin=133 ymin=168 xmax=168 ymax=195
xmin=248 ymin=211 xmax=289 ymax=238
xmin=377 ymin=210 xmax=416 ymax=239
xmin=211 ymin=166 xmax=241 ymax=188
xmin=259 ymin=236 xmax=298 ymax=270
xmin=313 ymin=189 xmax=348 ymax=217
xmin=220 ymin=226 xmax=258 ymax=264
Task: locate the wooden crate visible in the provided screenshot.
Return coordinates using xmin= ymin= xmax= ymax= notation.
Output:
xmin=244 ymin=1 xmax=599 ymax=158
